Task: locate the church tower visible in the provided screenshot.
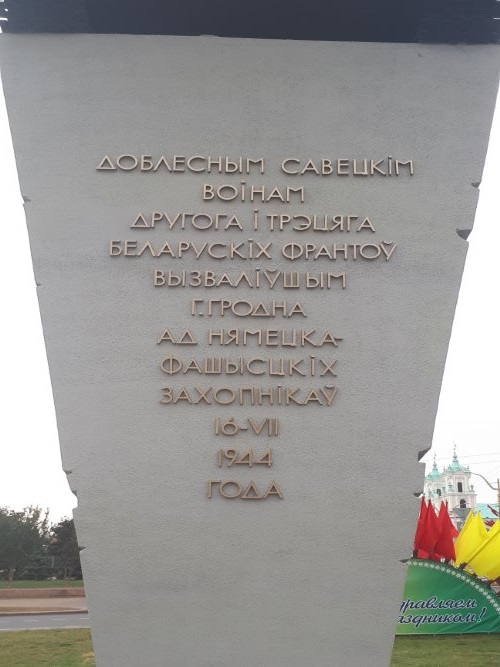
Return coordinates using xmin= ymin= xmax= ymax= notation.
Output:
xmin=425 ymin=447 xmax=477 ymax=527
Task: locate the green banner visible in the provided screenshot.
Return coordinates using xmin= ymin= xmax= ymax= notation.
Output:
xmin=396 ymin=559 xmax=500 ymax=635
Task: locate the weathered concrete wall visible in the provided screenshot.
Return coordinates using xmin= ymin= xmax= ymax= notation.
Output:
xmin=0 ymin=35 xmax=497 ymax=666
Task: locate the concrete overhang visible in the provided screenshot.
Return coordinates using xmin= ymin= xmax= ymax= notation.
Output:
xmin=2 ymin=0 xmax=499 ymax=43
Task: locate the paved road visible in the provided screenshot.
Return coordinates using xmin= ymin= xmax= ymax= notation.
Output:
xmin=0 ymin=613 xmax=90 ymax=631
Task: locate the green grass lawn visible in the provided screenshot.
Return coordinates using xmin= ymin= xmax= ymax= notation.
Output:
xmin=0 ymin=580 xmax=84 ymax=589
xmin=0 ymin=630 xmax=93 ymax=666
xmin=0 ymin=631 xmax=499 ymax=666
xmin=391 ymin=634 xmax=500 ymax=666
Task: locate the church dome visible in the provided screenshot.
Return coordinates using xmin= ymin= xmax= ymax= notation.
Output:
xmin=425 ymin=457 xmax=442 ymax=479
xmin=446 ymin=447 xmax=469 ymax=473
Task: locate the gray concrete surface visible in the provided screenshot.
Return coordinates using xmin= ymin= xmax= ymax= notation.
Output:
xmin=0 ymin=597 xmax=87 ymax=614
xmin=0 ymin=35 xmax=498 ymax=667
xmin=0 ymin=613 xmax=90 ymax=632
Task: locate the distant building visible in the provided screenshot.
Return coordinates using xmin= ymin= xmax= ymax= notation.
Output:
xmin=425 ymin=447 xmax=477 ymax=528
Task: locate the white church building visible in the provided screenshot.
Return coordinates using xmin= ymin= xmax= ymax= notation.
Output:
xmin=424 ymin=447 xmax=477 ymax=528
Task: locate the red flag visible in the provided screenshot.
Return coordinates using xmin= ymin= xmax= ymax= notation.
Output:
xmin=413 ymin=497 xmax=428 ymax=552
xmin=418 ymin=501 xmax=441 ymax=557
xmin=434 ymin=502 xmax=456 ymax=561
xmin=445 ymin=501 xmax=458 ymax=538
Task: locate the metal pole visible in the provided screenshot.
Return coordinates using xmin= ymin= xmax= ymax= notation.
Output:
xmin=497 ymin=478 xmax=500 ymax=516
xmin=470 ymin=472 xmax=500 ymax=517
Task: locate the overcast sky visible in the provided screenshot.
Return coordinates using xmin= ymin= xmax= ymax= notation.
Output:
xmin=0 ymin=75 xmax=499 ymax=522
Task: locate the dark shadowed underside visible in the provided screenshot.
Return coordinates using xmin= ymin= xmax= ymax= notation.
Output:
xmin=2 ymin=0 xmax=499 ymax=43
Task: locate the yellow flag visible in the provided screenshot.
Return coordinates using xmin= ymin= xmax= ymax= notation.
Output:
xmin=468 ymin=520 xmax=500 ymax=579
xmin=484 ymin=559 xmax=500 ymax=580
xmin=483 ymin=520 xmax=500 ymax=580
xmin=453 ymin=512 xmax=487 ymax=567
xmin=452 ymin=510 xmax=473 ymax=565
xmin=487 ymin=519 xmax=500 ymax=538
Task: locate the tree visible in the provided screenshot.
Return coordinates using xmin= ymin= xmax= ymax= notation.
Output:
xmin=48 ymin=518 xmax=82 ymax=580
xmin=20 ymin=550 xmax=54 ymax=581
xmin=0 ymin=507 xmax=49 ymax=585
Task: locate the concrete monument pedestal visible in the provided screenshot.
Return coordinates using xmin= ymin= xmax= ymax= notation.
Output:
xmin=1 ymin=16 xmax=498 ymax=667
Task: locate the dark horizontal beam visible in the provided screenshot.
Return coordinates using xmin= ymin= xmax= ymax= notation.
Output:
xmin=2 ymin=0 xmax=499 ymax=44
